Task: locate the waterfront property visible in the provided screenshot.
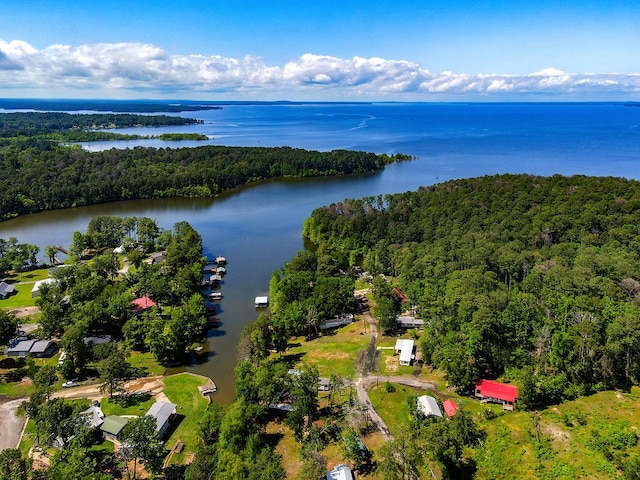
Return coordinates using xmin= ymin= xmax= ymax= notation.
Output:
xmin=255 ymin=296 xmax=268 ymax=308
xmin=31 ymin=278 xmax=58 ymax=297
xmin=320 ymin=313 xmax=354 ymax=330
xmin=145 ymin=401 xmax=177 ymax=439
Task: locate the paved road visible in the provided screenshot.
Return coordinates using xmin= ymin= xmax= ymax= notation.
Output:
xmin=0 ymin=398 xmax=27 ymax=450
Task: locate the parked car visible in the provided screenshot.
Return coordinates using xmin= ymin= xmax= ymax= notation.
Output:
xmin=58 ymin=351 xmax=66 ymax=365
xmin=62 ymin=380 xmax=79 ymax=388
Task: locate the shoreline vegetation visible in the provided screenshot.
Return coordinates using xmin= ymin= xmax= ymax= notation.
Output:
xmin=0 ymin=112 xmax=409 ymax=221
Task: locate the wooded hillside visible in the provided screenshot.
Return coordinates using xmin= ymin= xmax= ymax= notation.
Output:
xmin=303 ymin=174 xmax=640 ymax=408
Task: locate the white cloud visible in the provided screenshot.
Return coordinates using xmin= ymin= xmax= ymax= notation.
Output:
xmin=0 ymin=40 xmax=639 ymax=99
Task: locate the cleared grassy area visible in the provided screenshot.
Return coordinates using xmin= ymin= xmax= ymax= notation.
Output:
xmin=162 ymin=372 xmax=210 ymax=463
xmin=281 ymin=320 xmax=370 ymax=379
xmin=128 ymin=351 xmax=165 ymax=376
xmin=101 ymin=393 xmax=155 ymax=417
xmin=0 ymin=268 xmax=50 ymax=312
xmin=18 ymin=418 xmax=36 ymax=457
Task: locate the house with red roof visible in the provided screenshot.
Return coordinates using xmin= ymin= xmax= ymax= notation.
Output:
xmin=475 ymin=379 xmax=518 ymax=410
xmin=392 ymin=287 xmax=409 ymax=304
xmin=131 ymin=295 xmax=156 ymax=314
xmin=442 ymin=399 xmax=459 ymax=417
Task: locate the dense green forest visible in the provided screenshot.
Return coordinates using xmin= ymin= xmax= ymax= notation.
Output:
xmin=0 ymin=112 xmax=202 ymax=137
xmin=0 ymin=144 xmax=391 ymax=219
xmin=0 ymin=111 xmax=399 ymax=220
xmin=303 ymin=174 xmax=640 ymax=408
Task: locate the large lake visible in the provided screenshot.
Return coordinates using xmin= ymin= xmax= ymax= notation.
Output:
xmin=1 ymin=102 xmax=639 ymax=402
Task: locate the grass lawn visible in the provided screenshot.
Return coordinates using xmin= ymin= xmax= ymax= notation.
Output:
xmin=18 ymin=418 xmax=36 ymax=457
xmin=101 ymin=393 xmax=155 ymax=416
xmin=0 ymin=268 xmax=50 ymax=312
xmin=128 ymin=351 xmax=165 ymax=376
xmin=281 ymin=320 xmax=370 ymax=379
xmin=162 ymin=372 xmax=211 ymax=463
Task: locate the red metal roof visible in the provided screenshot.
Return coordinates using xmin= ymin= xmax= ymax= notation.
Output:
xmin=132 ymin=295 xmax=156 ymax=312
xmin=442 ymin=399 xmax=459 ymax=417
xmin=475 ymin=379 xmax=518 ymax=403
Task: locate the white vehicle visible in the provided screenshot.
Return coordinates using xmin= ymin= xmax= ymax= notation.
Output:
xmin=58 ymin=351 xmax=66 ymax=365
xmin=62 ymin=380 xmax=79 ymax=388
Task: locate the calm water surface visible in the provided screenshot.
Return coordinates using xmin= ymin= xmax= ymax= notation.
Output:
xmin=2 ymin=103 xmax=640 ymax=402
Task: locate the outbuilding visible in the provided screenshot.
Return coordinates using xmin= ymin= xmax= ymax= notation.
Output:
xmin=145 ymin=401 xmax=177 ymax=438
xmin=0 ymin=281 xmax=15 ymax=299
xmin=443 ymin=399 xmax=459 ymax=417
xmin=255 ymin=296 xmax=269 ymax=308
xmin=475 ymin=379 xmax=518 ymax=410
xmin=101 ymin=415 xmax=128 ymax=441
xmin=417 ymin=395 xmax=443 ymax=418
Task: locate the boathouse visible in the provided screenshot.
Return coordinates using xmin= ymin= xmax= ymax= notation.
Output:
xmin=255 ymin=296 xmax=269 ymax=308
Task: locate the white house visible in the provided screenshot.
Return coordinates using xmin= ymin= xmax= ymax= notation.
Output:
xmin=327 ymin=464 xmax=354 ymax=480
xmin=31 ymin=278 xmax=58 ymax=297
xmin=146 ymin=401 xmax=177 ymax=438
xmin=417 ymin=395 xmax=443 ymax=418
xmin=394 ymin=339 xmax=414 ymax=366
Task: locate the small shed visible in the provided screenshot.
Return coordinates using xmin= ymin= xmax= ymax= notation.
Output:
xmin=255 ymin=296 xmax=269 ymax=308
xmin=417 ymin=395 xmax=443 ymax=418
xmin=318 ymin=378 xmax=331 ymax=391
xmin=146 ymin=401 xmax=177 ymax=438
xmin=101 ymin=415 xmax=128 ymax=441
xmin=0 ymin=282 xmax=15 ymax=299
xmin=442 ymin=399 xmax=459 ymax=417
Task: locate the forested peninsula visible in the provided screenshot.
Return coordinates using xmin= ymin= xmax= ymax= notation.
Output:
xmin=0 ymin=112 xmax=402 ymax=220
xmin=303 ymin=174 xmax=640 ymax=408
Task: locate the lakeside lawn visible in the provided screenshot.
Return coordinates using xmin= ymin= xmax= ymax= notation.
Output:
xmin=162 ymin=372 xmax=211 ymax=463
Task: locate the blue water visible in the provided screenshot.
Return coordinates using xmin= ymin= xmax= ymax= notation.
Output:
xmin=5 ymin=102 xmax=640 ymax=401
xmin=85 ymin=102 xmax=640 ymax=183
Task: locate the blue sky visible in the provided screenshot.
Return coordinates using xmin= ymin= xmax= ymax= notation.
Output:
xmin=1 ymin=0 xmax=639 ymax=100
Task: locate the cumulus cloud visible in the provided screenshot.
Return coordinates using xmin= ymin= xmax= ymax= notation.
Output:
xmin=0 ymin=40 xmax=639 ymax=99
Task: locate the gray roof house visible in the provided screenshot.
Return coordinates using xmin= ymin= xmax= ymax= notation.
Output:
xmin=28 ymin=340 xmax=57 ymax=358
xmin=0 ymin=282 xmax=15 ymax=299
xmin=5 ymin=340 xmax=36 ymax=357
xmin=146 ymin=401 xmax=177 ymax=438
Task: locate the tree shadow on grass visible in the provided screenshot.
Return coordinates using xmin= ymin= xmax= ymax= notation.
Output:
xmin=114 ymin=391 xmax=152 ymax=407
xmin=277 ymin=352 xmax=305 ymax=367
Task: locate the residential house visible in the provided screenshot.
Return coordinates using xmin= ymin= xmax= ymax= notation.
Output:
xmin=326 ymin=464 xmax=354 ymax=480
xmin=318 ymin=378 xmax=331 ymax=391
xmin=31 ymin=278 xmax=58 ymax=297
xmin=394 ymin=338 xmax=414 ymax=366
xmin=417 ymin=395 xmax=443 ymax=418
xmin=5 ymin=340 xmax=36 ymax=357
xmin=131 ymin=295 xmax=156 ymax=314
xmin=475 ymin=379 xmax=518 ymax=410
xmin=396 ymin=315 xmax=424 ymax=328
xmin=28 ymin=340 xmax=57 ymax=358
xmin=145 ymin=401 xmax=177 ymax=439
